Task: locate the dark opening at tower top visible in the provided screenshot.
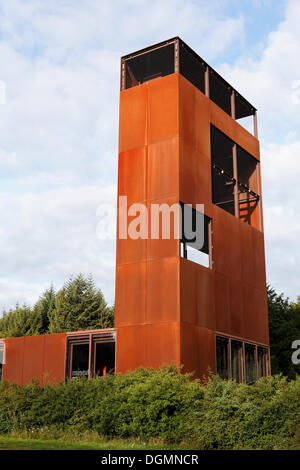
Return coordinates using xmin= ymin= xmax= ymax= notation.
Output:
xmin=121 ymin=37 xmax=256 ymax=121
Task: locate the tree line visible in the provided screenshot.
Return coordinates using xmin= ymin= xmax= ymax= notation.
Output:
xmin=0 ymin=274 xmax=114 ymax=338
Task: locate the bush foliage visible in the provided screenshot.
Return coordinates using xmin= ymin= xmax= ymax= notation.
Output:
xmin=0 ymin=366 xmax=299 ymax=449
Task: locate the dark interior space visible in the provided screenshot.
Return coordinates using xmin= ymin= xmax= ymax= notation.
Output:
xmin=216 ymin=336 xmax=229 ymax=380
xmin=245 ymin=344 xmax=256 ymax=384
xmin=95 ymin=342 xmax=115 ymax=377
xmin=235 ymin=92 xmax=255 ymax=120
xmin=124 ymin=43 xmax=174 ymax=89
xmin=237 ymin=145 xmax=259 ymax=225
xmin=231 ymin=340 xmax=243 ymax=383
xmin=210 ymin=125 xmax=235 ymax=215
xmin=211 ymin=125 xmax=234 ymax=175
xmin=179 ymin=42 xmax=205 ymax=93
xmin=237 ymin=145 xmax=258 ymax=193
xmin=211 ymin=124 xmax=260 ymax=225
xmin=258 ymin=347 xmax=268 ymax=378
xmin=71 ymin=343 xmax=89 ymax=378
xmin=209 ymin=71 xmax=232 ymax=116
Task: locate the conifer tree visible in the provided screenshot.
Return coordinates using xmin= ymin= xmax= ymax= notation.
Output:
xmin=48 ymin=274 xmax=114 ymax=333
xmin=33 ymin=285 xmax=56 ymax=334
xmin=0 ymin=304 xmax=42 ymax=338
xmin=268 ymin=285 xmax=300 ymax=379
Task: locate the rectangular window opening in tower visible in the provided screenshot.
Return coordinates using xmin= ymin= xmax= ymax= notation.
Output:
xmin=210 ymin=124 xmax=261 ymax=228
xmin=216 ymin=335 xmax=270 ymax=383
xmin=179 ymin=202 xmax=212 ymax=269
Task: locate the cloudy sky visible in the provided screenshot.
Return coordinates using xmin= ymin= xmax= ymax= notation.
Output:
xmin=0 ymin=0 xmax=299 ymax=311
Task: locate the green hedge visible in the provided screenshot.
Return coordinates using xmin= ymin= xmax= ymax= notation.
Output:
xmin=0 ymin=366 xmax=299 ymax=449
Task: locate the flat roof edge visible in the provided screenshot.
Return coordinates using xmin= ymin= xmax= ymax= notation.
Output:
xmin=121 ymin=36 xmax=256 ymax=112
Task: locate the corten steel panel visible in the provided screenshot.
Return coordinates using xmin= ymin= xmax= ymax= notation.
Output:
xmin=118 ymin=147 xmax=147 ymax=206
xmin=228 ymin=278 xmax=245 ymax=338
xmin=43 ymin=333 xmax=66 ymax=384
xmin=22 ymin=335 xmax=45 ymax=385
xmin=119 ymin=84 xmax=147 ymax=153
xmin=196 ymin=327 xmax=216 ymax=379
xmin=178 ymin=74 xmax=197 ymax=150
xmin=240 ymin=220 xmax=255 ymax=286
xmin=146 ymin=196 xmax=179 ymax=261
xmin=251 ymin=228 xmax=267 ymax=290
xmin=2 ymin=336 xmax=24 ymax=385
xmin=178 ymin=74 xmax=211 ymax=158
xmin=146 ymin=258 xmax=180 ymax=324
xmin=196 ymin=265 xmax=215 ymax=331
xmin=212 ymin=206 xmax=242 ymax=281
xmin=115 ymin=262 xmax=146 ymax=327
xmin=180 ymin=324 xmax=216 ymax=379
xmin=179 ymin=139 xmax=212 ymax=213
xmin=148 ymin=74 xmax=179 ymax=145
xmin=194 ymin=84 xmax=211 ymax=157
xmin=116 ymin=236 xmax=147 ymax=266
xmin=210 ymin=99 xmax=260 ymax=161
xmin=214 ymin=271 xmax=230 ymax=334
xmin=116 ymin=325 xmax=146 ymax=373
xmin=147 ymin=137 xmax=179 ymax=201
xmin=243 ymin=285 xmax=269 ymax=344
xmin=146 ymin=323 xmax=180 ymax=369
xmin=180 ymin=259 xmax=215 ymax=330
xmin=180 ymin=322 xmax=198 ymax=377
xmin=240 ymin=222 xmax=267 ymax=291
xmin=180 ymin=258 xmax=197 ymax=325
xmin=248 ymin=202 xmax=259 ymax=230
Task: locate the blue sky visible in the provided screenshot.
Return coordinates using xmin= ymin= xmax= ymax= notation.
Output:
xmin=0 ymin=0 xmax=299 ymax=310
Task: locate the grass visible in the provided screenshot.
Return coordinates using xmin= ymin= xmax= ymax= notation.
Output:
xmin=0 ymin=434 xmax=196 ymax=450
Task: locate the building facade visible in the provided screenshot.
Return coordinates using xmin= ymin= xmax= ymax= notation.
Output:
xmin=0 ymin=329 xmax=116 ymax=385
xmin=115 ymin=37 xmax=270 ymax=383
xmin=0 ymin=38 xmax=269 ymax=385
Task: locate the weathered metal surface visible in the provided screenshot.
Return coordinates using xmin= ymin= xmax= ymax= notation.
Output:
xmin=115 ymin=50 xmax=269 ymax=379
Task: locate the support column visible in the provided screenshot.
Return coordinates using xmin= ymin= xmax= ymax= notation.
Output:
xmin=205 ymin=67 xmax=210 ymax=98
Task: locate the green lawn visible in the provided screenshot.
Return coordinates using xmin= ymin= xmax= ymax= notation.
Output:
xmin=0 ymin=435 xmax=195 ymax=450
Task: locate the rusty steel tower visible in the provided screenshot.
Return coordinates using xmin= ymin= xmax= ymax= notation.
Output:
xmin=115 ymin=37 xmax=270 ymax=383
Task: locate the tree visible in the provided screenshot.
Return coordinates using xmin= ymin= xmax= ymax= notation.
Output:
xmin=268 ymin=285 xmax=300 ymax=379
xmin=0 ymin=304 xmax=42 ymax=338
xmin=33 ymin=285 xmax=56 ymax=334
xmin=0 ymin=274 xmax=114 ymax=338
xmin=48 ymin=274 xmax=114 ymax=333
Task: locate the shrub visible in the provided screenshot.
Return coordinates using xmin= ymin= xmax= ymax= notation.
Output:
xmin=0 ymin=368 xmax=299 ymax=448
xmin=194 ymin=374 xmax=300 ymax=449
xmin=0 ymin=366 xmax=203 ymax=443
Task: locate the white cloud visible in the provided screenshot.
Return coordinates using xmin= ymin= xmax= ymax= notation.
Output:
xmin=215 ymin=0 xmax=300 ymax=300
xmin=0 ymin=184 xmax=117 ymax=311
xmin=0 ymin=0 xmax=299 ymax=310
xmin=0 ymin=0 xmax=248 ymax=311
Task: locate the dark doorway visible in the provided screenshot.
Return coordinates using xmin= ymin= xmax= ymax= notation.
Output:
xmin=94 ymin=342 xmax=115 ymax=377
xmin=71 ymin=344 xmax=89 ymax=378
